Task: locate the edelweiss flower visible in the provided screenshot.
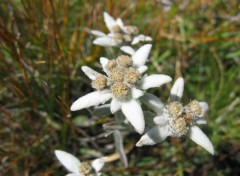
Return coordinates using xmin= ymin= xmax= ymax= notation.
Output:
xmin=91 ymin=12 xmax=152 ymax=54
xmin=70 ymin=44 xmax=172 ymax=134
xmin=55 ymin=150 xmax=105 ymax=176
xmin=136 ymin=77 xmax=214 ymax=155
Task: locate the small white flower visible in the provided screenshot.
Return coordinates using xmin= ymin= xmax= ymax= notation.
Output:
xmin=55 ymin=150 xmax=105 ymax=176
xmin=91 ymin=12 xmax=152 ymax=53
xmin=136 ymin=77 xmax=214 ymax=155
xmin=70 ymin=44 xmax=172 ymax=134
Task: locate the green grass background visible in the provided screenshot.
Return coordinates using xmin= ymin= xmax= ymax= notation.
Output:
xmin=0 ymin=0 xmax=239 ymax=175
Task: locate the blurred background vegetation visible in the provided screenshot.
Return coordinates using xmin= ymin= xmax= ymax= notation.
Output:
xmin=0 ymin=0 xmax=239 ymax=175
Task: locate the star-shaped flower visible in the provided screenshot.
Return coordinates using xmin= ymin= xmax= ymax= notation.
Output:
xmin=91 ymin=12 xmax=152 ymax=54
xmin=70 ymin=44 xmax=172 ymax=134
xmin=55 ymin=150 xmax=105 ymax=176
xmin=136 ymin=77 xmax=214 ymax=155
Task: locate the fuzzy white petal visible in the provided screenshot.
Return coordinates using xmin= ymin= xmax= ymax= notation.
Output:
xmin=139 ymin=74 xmax=172 ymax=90
xmin=121 ymin=100 xmax=145 ymax=134
xmin=170 ymin=77 xmax=184 ymax=101
xmin=188 ymin=126 xmax=214 ymax=155
xmin=131 ymin=36 xmax=141 ymax=45
xmin=153 ymin=116 xmax=169 ymax=126
xmin=137 ymin=66 xmax=148 ymax=74
xmin=131 ymin=35 xmax=152 ymax=45
xmin=100 ymin=57 xmax=109 ymax=73
xmin=195 ymin=118 xmax=207 ymax=125
xmin=103 ymin=12 xmax=117 ymax=32
xmin=140 ymin=93 xmax=164 ymax=115
xmin=116 ymin=18 xmax=124 ymax=28
xmin=145 ymin=36 xmax=152 ymax=41
xmin=70 ymin=91 xmax=112 ymax=111
xmin=91 ymin=157 xmax=105 ymax=172
xmin=91 ymin=30 xmax=106 ymax=37
xmin=55 ymin=150 xmax=81 ymax=174
xmin=107 ymin=32 xmax=114 ymax=37
xmin=199 ymin=102 xmax=209 ymax=117
xmin=93 ymin=37 xmax=117 ymax=47
xmin=110 ymin=98 xmax=121 ymax=113
xmin=131 ymin=88 xmax=144 ymax=99
xmin=120 ymin=46 xmax=135 ymax=55
xmin=132 ymin=44 xmax=152 ymax=67
xmin=81 ymin=66 xmax=101 ymax=80
xmin=136 ymin=126 xmax=170 ymax=147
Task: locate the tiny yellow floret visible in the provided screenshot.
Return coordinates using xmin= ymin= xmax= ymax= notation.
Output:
xmin=106 ymin=60 xmax=117 ymax=71
xmin=116 ymin=55 xmax=133 ymax=68
xmin=109 ymin=67 xmax=126 ymax=82
xmin=113 ymin=33 xmax=123 ymax=44
xmin=124 ymin=67 xmax=140 ymax=84
xmin=187 ymin=100 xmax=202 ymax=116
xmin=124 ymin=25 xmax=139 ymax=35
xmin=79 ymin=162 xmax=92 ymax=175
xmin=111 ymin=82 xmax=129 ymax=98
xmin=169 ymin=117 xmax=188 ymax=137
xmin=166 ymin=102 xmax=183 ymax=118
xmin=92 ymin=75 xmax=107 ymax=90
xmin=111 ymin=25 xmax=122 ymax=33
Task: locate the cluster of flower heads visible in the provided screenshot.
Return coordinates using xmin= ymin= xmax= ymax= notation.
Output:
xmin=136 ymin=78 xmax=214 ymax=155
xmin=91 ymin=12 xmax=152 ymax=55
xmin=55 ymin=12 xmax=214 ymax=175
xmin=70 ymin=44 xmax=171 ymax=134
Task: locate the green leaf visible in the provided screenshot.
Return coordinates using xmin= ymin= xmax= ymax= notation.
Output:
xmin=226 ymin=50 xmax=240 ymax=59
